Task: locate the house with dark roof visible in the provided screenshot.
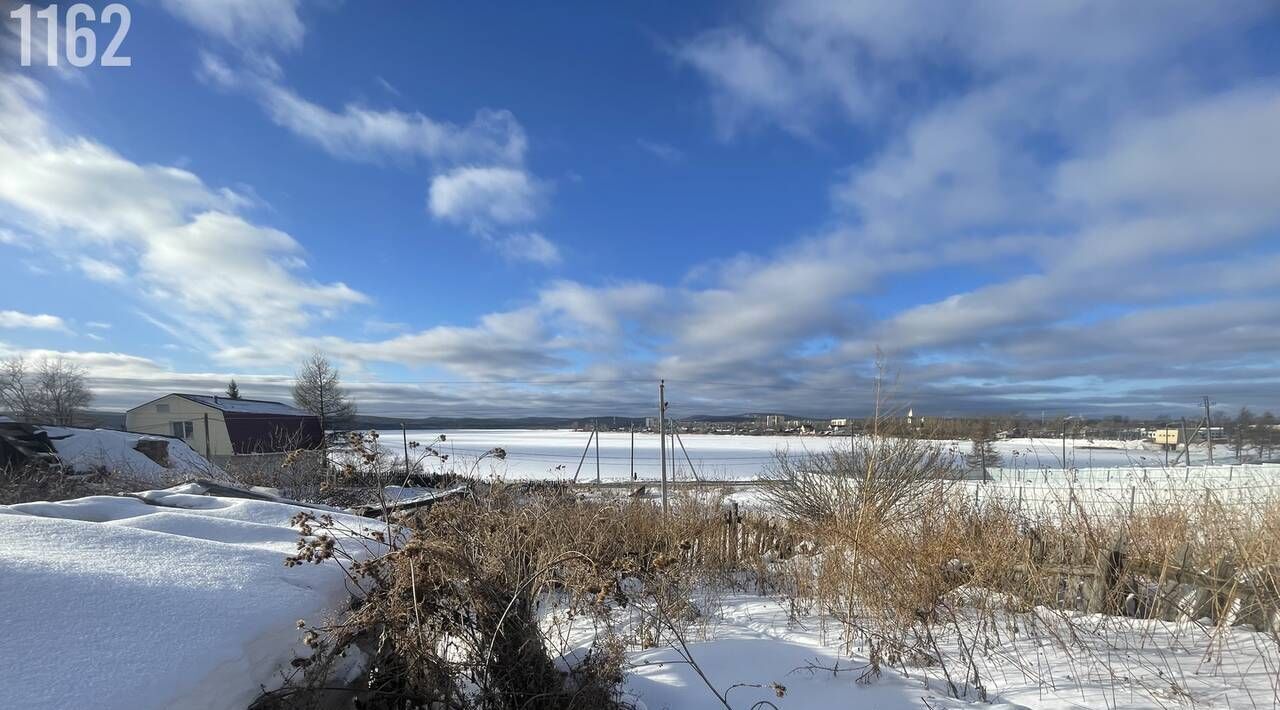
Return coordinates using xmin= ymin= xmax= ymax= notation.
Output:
xmin=125 ymin=394 xmax=323 ymax=462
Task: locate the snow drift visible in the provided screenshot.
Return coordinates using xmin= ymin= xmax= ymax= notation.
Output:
xmin=0 ymin=487 xmax=385 ymax=710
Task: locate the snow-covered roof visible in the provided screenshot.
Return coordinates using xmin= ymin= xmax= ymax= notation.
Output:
xmin=175 ymin=394 xmax=313 ymax=417
xmin=41 ymin=426 xmax=227 ymax=482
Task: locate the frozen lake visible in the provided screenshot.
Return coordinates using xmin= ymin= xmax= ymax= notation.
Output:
xmin=394 ymin=429 xmax=1235 ymax=482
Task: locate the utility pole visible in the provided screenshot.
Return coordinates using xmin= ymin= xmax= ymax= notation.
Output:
xmin=1061 ymin=418 xmax=1067 ymax=469
xmin=594 ymin=418 xmax=601 ymax=484
xmin=630 ymin=422 xmax=635 ymax=481
xmin=1203 ymin=396 xmax=1214 ymax=465
xmin=1181 ymin=417 xmax=1190 ymax=470
xmin=659 ymin=380 xmax=668 ymax=515
xmin=402 ymin=422 xmax=410 ymax=479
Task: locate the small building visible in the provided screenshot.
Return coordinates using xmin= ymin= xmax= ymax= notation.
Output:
xmin=1153 ymin=428 xmax=1180 ymax=447
xmin=126 ymin=394 xmax=323 ymax=463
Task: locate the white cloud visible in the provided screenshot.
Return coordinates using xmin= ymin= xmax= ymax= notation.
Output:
xmin=0 ymin=70 xmax=367 ymax=361
xmin=257 ymin=82 xmax=528 ymax=166
xmin=428 ymin=166 xmax=545 ymax=228
xmin=675 ymin=29 xmax=823 ymax=138
xmin=77 ymin=257 xmax=127 ymax=283
xmin=677 ymin=0 xmax=1270 ymax=137
xmin=0 ymin=310 xmax=68 ymax=332
xmin=539 ymin=281 xmax=665 ymax=336
xmin=197 ymin=55 xmax=553 ymax=261
xmin=498 ymin=233 xmax=561 ymax=265
xmin=1055 ymin=87 xmax=1280 ymax=221
xmin=198 ymin=53 xmax=527 ymax=168
xmin=637 ymin=139 xmax=684 ymax=163
xmin=159 ymin=0 xmax=306 ymax=51
xmin=140 ymin=211 xmax=367 ymax=334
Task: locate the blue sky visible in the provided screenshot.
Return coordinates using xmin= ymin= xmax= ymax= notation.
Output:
xmin=1 ymin=1 xmax=1279 ymax=418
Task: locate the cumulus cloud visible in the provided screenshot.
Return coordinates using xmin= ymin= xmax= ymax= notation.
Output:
xmin=428 ymin=166 xmax=545 ymax=228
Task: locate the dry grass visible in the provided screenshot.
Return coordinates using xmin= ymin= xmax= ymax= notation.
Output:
xmin=260 ymin=483 xmax=740 ymax=709
xmin=0 ymin=463 xmax=165 ymax=505
xmin=253 ymin=422 xmax=1280 ymax=708
xmin=765 ymin=464 xmax=1280 ymax=703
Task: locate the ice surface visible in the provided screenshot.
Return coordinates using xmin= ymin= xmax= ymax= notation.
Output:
xmin=398 ymin=429 xmax=1251 ymax=481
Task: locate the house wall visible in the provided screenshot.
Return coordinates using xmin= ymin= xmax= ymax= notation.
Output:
xmin=125 ymin=394 xmax=234 ymax=459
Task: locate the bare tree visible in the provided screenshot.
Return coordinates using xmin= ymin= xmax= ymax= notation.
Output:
xmin=0 ymin=357 xmax=39 ymax=422
xmin=0 ymin=356 xmax=93 ymax=425
xmin=292 ymin=353 xmax=356 ymax=431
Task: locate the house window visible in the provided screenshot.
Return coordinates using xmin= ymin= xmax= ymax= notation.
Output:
xmin=156 ymin=403 xmax=170 ymax=413
xmin=171 ymin=421 xmax=193 ymax=439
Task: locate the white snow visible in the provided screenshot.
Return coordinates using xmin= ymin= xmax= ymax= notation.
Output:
xmin=547 ymin=594 xmax=1280 ymax=709
xmin=0 ymin=489 xmax=386 ymax=710
xmin=41 ymin=425 xmax=226 ymax=483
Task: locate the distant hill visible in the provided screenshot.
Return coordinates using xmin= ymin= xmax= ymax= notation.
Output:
xmin=56 ymin=410 xmax=818 ymax=433
xmin=347 ymin=412 xmax=814 ymax=430
xmin=347 ymin=415 xmax=594 ymax=431
xmin=76 ymin=411 xmax=127 ymax=430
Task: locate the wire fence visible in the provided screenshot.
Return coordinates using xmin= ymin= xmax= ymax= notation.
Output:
xmin=958 ymin=465 xmax=1280 ymax=520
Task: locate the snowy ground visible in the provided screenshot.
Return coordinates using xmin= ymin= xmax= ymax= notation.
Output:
xmin=0 ymin=486 xmax=384 ymax=710
xmin=401 ymin=429 xmax=1253 ymax=482
xmin=548 ymin=593 xmax=1280 ymax=709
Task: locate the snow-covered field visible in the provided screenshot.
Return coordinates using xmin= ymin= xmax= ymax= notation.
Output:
xmin=4 ymin=479 xmax=1277 ymax=709
xmin=5 ymin=430 xmax=1275 ymax=710
xmin=0 ymin=485 xmax=383 ymax=710
xmin=403 ymin=429 xmax=1250 ymax=481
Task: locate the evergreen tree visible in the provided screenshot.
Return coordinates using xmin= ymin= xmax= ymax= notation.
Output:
xmin=225 ymin=379 xmax=242 ymax=400
xmin=966 ymin=420 xmax=1003 ymax=480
